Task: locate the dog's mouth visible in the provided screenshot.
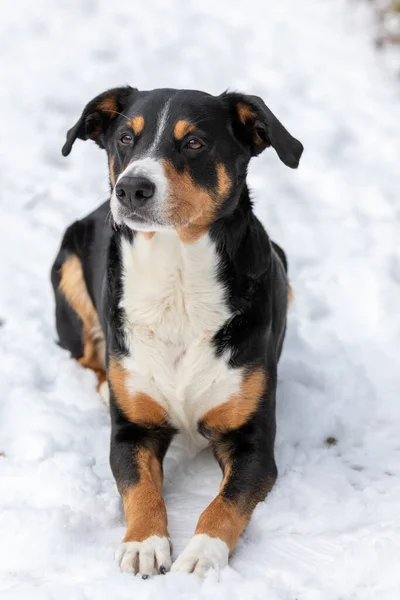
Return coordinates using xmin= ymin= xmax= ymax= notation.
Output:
xmin=129 ymin=211 xmax=158 ymax=226
xmin=114 ymin=205 xmax=171 ymax=232
xmin=110 ymin=190 xmax=194 ymax=233
xmin=126 ymin=213 xmax=163 ymax=229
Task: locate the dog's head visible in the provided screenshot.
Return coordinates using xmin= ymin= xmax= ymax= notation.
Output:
xmin=63 ymin=87 xmax=303 ymax=242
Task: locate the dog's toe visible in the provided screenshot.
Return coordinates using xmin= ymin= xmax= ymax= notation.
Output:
xmin=171 ymin=534 xmax=228 ymax=578
xmin=115 ymin=535 xmax=172 ymax=577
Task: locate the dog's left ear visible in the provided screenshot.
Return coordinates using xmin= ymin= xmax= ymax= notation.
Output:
xmin=62 ymin=86 xmax=136 ymax=156
xmin=222 ymin=92 xmax=303 ymax=168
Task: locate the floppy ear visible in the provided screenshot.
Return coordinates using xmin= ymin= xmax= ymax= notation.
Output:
xmin=62 ymin=86 xmax=136 ymax=156
xmin=222 ymin=92 xmax=303 ymax=168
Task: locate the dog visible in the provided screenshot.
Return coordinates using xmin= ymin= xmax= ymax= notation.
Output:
xmin=51 ymin=86 xmax=303 ymax=578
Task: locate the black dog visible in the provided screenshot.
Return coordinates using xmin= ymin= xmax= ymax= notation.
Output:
xmin=51 ymin=86 xmax=303 ymax=578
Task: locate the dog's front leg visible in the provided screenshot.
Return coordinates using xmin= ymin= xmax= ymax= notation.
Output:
xmin=172 ymin=384 xmax=277 ymax=578
xmin=109 ymin=360 xmax=176 ymax=577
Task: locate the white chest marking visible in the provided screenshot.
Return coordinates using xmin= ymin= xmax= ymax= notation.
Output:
xmin=120 ymin=232 xmax=242 ymax=447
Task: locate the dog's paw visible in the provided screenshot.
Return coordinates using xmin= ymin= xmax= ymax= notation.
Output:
xmin=171 ymin=534 xmax=228 ymax=578
xmin=115 ymin=535 xmax=172 ymax=577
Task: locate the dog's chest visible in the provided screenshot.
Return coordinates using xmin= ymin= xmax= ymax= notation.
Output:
xmin=120 ymin=232 xmax=241 ymax=442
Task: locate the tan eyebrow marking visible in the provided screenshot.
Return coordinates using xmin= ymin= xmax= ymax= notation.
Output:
xmin=174 ymin=120 xmax=195 ymax=140
xmin=127 ymin=115 xmax=145 ymax=135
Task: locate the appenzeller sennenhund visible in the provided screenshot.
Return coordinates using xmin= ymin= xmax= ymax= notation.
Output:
xmin=51 ymin=86 xmax=303 ymax=578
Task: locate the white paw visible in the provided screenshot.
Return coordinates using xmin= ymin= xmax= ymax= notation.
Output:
xmin=171 ymin=534 xmax=229 ymax=578
xmin=98 ymin=381 xmax=110 ymax=407
xmin=115 ymin=535 xmax=172 ymax=577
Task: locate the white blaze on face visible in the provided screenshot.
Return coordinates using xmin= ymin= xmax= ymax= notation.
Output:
xmin=146 ymin=96 xmax=173 ymax=156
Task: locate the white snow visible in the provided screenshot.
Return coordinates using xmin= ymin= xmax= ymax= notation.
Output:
xmin=1 ymin=0 xmax=400 ymax=598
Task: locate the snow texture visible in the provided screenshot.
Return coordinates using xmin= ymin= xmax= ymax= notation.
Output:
xmin=1 ymin=1 xmax=400 ymax=598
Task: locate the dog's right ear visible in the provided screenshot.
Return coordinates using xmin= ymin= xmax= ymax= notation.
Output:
xmin=62 ymin=86 xmax=136 ymax=156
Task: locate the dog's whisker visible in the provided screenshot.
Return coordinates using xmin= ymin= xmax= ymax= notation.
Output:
xmin=102 ymin=109 xmax=130 ymax=121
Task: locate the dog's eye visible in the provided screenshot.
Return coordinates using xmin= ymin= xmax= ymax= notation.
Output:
xmin=185 ymin=138 xmax=203 ymax=150
xmin=120 ymin=134 xmax=133 ymax=145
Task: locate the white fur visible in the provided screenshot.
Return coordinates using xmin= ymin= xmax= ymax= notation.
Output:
xmin=110 ymin=157 xmax=170 ymax=230
xmin=98 ymin=381 xmax=110 ymax=407
xmin=120 ymin=231 xmax=241 ymax=448
xmin=146 ymin=97 xmax=172 ymax=156
xmin=115 ymin=535 xmax=172 ymax=575
xmin=171 ymin=534 xmax=229 ymax=578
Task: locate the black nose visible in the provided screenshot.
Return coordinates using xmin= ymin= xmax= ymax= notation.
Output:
xmin=115 ymin=176 xmax=155 ymax=209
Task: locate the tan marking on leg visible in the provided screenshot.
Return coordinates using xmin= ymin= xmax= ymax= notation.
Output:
xmin=109 ymin=156 xmax=116 ymax=187
xmin=202 ymin=368 xmax=266 ymax=431
xmin=109 ymin=358 xmax=168 ymax=426
xmin=174 ymin=120 xmax=195 ymax=141
xmin=122 ymin=447 xmax=170 ymax=543
xmin=236 ymin=102 xmax=265 ymax=148
xmin=194 ymin=364 xmax=275 ymax=556
xmin=219 ymin=462 xmax=232 ymax=492
xmin=128 ymin=115 xmax=145 ymax=136
xmin=195 ymin=495 xmax=247 ymax=555
xmin=195 ymin=457 xmax=275 ymax=555
xmin=162 ymin=160 xmax=231 ymax=244
xmin=60 ymin=255 xmax=105 ymax=382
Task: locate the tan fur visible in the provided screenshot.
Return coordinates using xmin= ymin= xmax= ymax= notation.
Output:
xmin=195 ymin=495 xmax=248 ymax=555
xmin=216 ymin=163 xmax=231 ymax=197
xmin=128 ymin=115 xmax=145 ymax=136
xmin=139 ymin=232 xmax=156 ymax=240
xmin=60 ymin=255 xmax=105 ymax=381
xmin=219 ymin=462 xmax=232 ymax=492
xmin=288 ymin=284 xmax=294 ymax=306
xmin=108 ymin=358 xmax=168 ymax=425
xmin=97 ymin=96 xmax=118 ymax=116
xmin=202 ymin=368 xmax=266 ymax=431
xmin=174 ymin=120 xmax=195 ymax=140
xmin=109 ymin=156 xmax=116 ymax=187
xmin=236 ymin=102 xmax=265 ymax=148
xmin=122 ymin=447 xmax=170 ymax=543
xmin=162 ymin=160 xmax=231 ymax=244
xmin=237 ymin=102 xmax=256 ymax=124
xmin=195 ymin=455 xmax=275 ymax=554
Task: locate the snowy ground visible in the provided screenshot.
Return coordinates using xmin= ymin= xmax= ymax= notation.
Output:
xmin=1 ymin=1 xmax=400 ymax=598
